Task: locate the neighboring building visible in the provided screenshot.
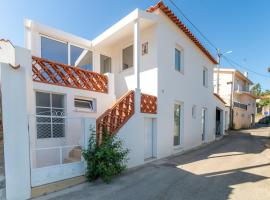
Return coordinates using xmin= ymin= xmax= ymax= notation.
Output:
xmin=0 ymin=2 xmax=226 ymax=199
xmin=214 ymin=68 xmax=257 ymax=129
xmin=256 ymin=95 xmax=270 ymax=121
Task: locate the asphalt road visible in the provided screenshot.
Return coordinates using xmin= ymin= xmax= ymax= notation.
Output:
xmin=37 ymin=125 xmax=270 ymax=200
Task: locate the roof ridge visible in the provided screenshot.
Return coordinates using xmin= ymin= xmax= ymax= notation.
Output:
xmin=147 ymin=1 xmax=218 ymax=64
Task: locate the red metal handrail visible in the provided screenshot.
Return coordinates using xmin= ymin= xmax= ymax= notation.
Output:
xmin=96 ymin=91 xmax=158 ymax=144
xmin=96 ymin=90 xmax=135 ymax=144
xmin=32 ymin=56 xmax=108 ymax=93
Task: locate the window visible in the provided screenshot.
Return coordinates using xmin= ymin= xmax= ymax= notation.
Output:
xmin=122 ymin=45 xmax=133 ymax=70
xmin=41 ymin=36 xmax=68 ymax=64
xmin=192 ymin=105 xmax=197 ymax=119
xmin=74 ymin=98 xmax=95 ymax=112
xmin=175 ymin=48 xmax=181 ymax=72
xmin=70 ymin=45 xmax=93 ymax=71
xmin=174 ymin=104 xmax=181 ymax=146
xmin=203 ymin=67 xmax=208 ymax=87
xmin=100 ymin=54 xmax=111 ymax=74
xmin=36 ymin=92 xmax=65 ymax=139
xmin=41 ymin=36 xmax=93 ymax=70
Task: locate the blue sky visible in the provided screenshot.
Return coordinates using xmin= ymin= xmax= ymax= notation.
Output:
xmin=1 ymin=0 xmax=270 ymax=90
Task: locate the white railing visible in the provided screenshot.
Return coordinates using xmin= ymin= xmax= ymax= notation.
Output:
xmin=34 ymin=145 xmax=82 ymax=167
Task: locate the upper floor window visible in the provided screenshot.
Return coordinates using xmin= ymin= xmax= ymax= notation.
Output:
xmin=175 ymin=48 xmax=182 ymax=72
xmin=203 ymin=67 xmax=208 ymax=87
xmin=70 ymin=45 xmax=93 ymax=71
xmin=41 ymin=36 xmax=92 ymax=70
xmin=100 ymin=54 xmax=111 ymax=74
xmin=122 ymin=45 xmax=133 ymax=70
xmin=41 ymin=36 xmax=68 ymax=64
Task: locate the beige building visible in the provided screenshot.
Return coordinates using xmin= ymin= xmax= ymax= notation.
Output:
xmin=214 ymin=68 xmax=257 ymax=129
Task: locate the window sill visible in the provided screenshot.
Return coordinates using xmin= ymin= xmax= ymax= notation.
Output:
xmin=73 ymin=108 xmax=96 ymax=113
xmin=175 ymin=69 xmax=184 ymax=75
xmin=121 ymin=67 xmax=133 ymax=73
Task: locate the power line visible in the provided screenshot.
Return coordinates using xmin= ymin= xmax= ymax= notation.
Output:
xmin=223 ymin=56 xmax=270 ymax=79
xmin=167 ymin=0 xmax=218 ymax=51
xmin=158 ymin=0 xmax=270 ymax=81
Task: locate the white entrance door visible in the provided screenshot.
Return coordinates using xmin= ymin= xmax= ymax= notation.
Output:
xmin=144 ymin=118 xmax=153 ymax=159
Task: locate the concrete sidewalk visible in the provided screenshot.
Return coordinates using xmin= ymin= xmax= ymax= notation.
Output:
xmin=35 ymin=126 xmax=270 ymax=200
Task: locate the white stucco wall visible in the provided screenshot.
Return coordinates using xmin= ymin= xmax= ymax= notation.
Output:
xmin=108 ymin=24 xmax=158 ymax=98
xmin=1 ymin=46 xmax=32 ymax=200
xmin=154 ymin=11 xmax=218 ymax=159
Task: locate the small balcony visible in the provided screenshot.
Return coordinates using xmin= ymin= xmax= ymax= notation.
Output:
xmin=233 ymin=101 xmax=247 ymax=110
xmin=32 ymin=56 xmax=109 ymax=93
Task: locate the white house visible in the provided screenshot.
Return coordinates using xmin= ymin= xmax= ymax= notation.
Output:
xmin=214 ymin=68 xmax=257 ymax=129
xmin=0 ymin=2 xmax=226 ymax=199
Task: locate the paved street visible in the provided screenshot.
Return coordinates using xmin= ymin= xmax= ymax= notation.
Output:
xmin=37 ymin=126 xmax=270 ymax=200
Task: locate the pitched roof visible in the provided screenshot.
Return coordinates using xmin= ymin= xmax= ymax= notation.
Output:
xmin=214 ymin=93 xmax=227 ymax=105
xmin=147 ymin=1 xmax=218 ymax=64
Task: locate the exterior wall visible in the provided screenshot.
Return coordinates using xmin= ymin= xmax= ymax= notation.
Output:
xmin=233 ymin=93 xmax=256 ymax=129
xmin=155 ymin=11 xmax=217 ymax=159
xmin=214 ymin=71 xmax=233 ymax=105
xmin=106 ymin=24 xmax=158 ymax=98
xmin=0 ymin=46 xmax=32 ymax=200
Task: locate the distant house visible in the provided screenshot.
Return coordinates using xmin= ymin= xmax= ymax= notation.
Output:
xmin=214 ymin=68 xmax=257 ymax=129
xmin=256 ymin=94 xmax=270 ymax=119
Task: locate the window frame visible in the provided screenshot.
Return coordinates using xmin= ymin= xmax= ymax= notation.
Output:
xmin=121 ymin=44 xmax=134 ymax=71
xmin=74 ymin=97 xmax=96 ymax=113
xmin=40 ymin=35 xmax=93 ymax=70
xmin=100 ymin=54 xmax=112 ymax=74
xmin=35 ymin=91 xmax=66 ymax=139
xmin=174 ymin=45 xmax=184 ymax=73
xmin=203 ymin=67 xmax=208 ymax=88
xmin=173 ymin=101 xmax=184 ymax=147
xmin=41 ymin=35 xmax=69 ymax=65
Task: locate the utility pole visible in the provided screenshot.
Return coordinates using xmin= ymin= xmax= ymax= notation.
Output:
xmin=216 ymin=49 xmax=232 ymax=95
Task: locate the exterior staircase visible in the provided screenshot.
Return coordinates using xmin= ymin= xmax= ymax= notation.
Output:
xmin=96 ymin=90 xmax=157 ymax=144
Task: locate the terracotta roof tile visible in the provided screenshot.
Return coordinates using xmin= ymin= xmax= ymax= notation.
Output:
xmin=147 ymin=1 xmax=218 ymax=64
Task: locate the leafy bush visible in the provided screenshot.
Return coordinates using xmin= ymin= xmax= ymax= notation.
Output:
xmin=82 ymin=127 xmax=129 ymax=183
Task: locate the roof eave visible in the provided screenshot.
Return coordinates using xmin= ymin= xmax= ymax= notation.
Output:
xmin=147 ymin=1 xmax=218 ymax=65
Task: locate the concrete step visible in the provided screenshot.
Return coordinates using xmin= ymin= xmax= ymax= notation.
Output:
xmin=68 ymin=147 xmax=81 ymax=160
xmin=63 ymin=156 xmax=81 ymax=164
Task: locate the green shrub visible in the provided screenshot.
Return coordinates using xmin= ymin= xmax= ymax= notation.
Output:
xmin=82 ymin=127 xmax=129 ymax=183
